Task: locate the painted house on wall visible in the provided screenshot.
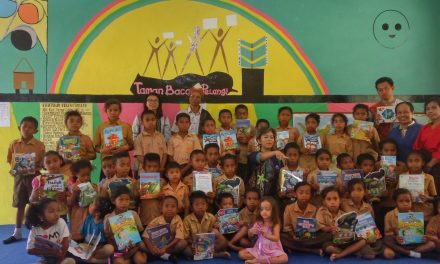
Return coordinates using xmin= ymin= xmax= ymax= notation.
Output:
xmin=13 ymin=58 xmax=34 ymax=94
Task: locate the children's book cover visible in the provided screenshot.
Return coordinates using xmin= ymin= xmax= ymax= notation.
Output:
xmin=11 ymin=152 xmax=36 ymax=176
xmin=216 ymin=177 xmax=242 ymax=207
xmin=381 ymin=155 xmax=397 ymax=179
xmin=68 ymin=232 xmax=101 ymax=260
xmin=139 ymin=172 xmax=161 ymax=199
xmin=219 ymin=130 xmax=238 ymax=150
xmin=350 ymin=120 xmax=373 ymax=142
xmin=109 ymin=211 xmax=142 ymax=250
xmin=317 ymin=170 xmax=337 ymax=193
xmin=363 ymin=169 xmax=386 ymax=197
xmin=342 ymin=169 xmax=364 ymax=186
xmin=303 ymin=134 xmax=321 ymax=154
xmin=279 ymin=169 xmax=304 ymax=193
xmin=103 ymin=125 xmax=124 ymax=148
xmin=202 ymin=134 xmax=221 ymax=148
xmin=108 ymin=178 xmax=133 ymax=198
xmin=276 ymin=130 xmax=289 ymax=150
xmin=218 ymin=208 xmax=240 ymax=234
xmin=146 ymin=224 xmax=171 ymax=249
xmin=78 ymin=182 xmax=97 ymax=208
xmin=398 ymin=212 xmax=424 ymax=245
xmin=35 ymin=236 xmax=61 ymax=251
xmin=192 ymin=172 xmax=213 ymax=194
xmin=194 ymin=233 xmax=215 ymax=260
xmin=59 ymin=135 xmax=80 ymax=161
xmin=377 ymin=106 xmax=396 ymax=123
xmin=355 ymin=213 xmax=382 ymax=242
xmin=208 ymin=167 xmax=222 ymax=179
xmin=235 ymin=119 xmax=251 ymax=137
xmin=333 ymin=211 xmax=358 ymax=245
xmin=399 ymin=174 xmax=424 ymax=203
xmin=295 ymin=217 xmax=317 ymax=240
xmin=43 ymin=174 xmax=65 ymax=193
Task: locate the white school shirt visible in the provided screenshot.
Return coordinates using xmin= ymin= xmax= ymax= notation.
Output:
xmin=26 ymin=218 xmax=70 ymax=250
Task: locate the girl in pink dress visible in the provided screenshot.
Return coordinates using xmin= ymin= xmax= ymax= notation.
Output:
xmin=238 ymin=197 xmax=288 ymax=264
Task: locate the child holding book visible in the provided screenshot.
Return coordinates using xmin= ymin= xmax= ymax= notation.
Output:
xmin=26 ymin=198 xmax=75 ymax=264
xmin=4 ymin=116 xmax=45 ymax=244
xmin=325 ymin=113 xmax=352 ymax=163
xmin=79 ymin=197 xmax=115 ymax=263
xmin=182 ymin=149 xmax=209 ymax=189
xmin=199 ymin=117 xmax=218 ymax=148
xmin=238 ymin=197 xmax=288 ymax=264
xmin=183 ymin=191 xmax=230 ymax=259
xmin=317 ymin=186 xmax=368 ymax=261
xmin=424 ymin=197 xmax=440 ymax=258
xmin=215 ymin=154 xmax=245 ymax=208
xmin=348 ymin=104 xmax=380 ymax=162
xmin=276 ymin=106 xmax=299 ymax=148
xmin=205 ymin=143 xmax=222 ymax=178
xmin=167 ymin=112 xmax=202 ymax=176
xmin=104 ymin=186 xmax=146 ymax=264
xmin=297 ymin=113 xmax=326 ymax=170
xmin=235 ymin=104 xmax=255 ymax=181
xmin=281 ymin=182 xmax=327 ymax=255
xmin=30 ymin=151 xmax=68 ymax=220
xmin=239 ymin=188 xmax=261 ymax=234
xmin=162 ymin=162 xmax=190 ymax=217
xmin=99 ymin=155 xmax=116 ymax=189
xmin=67 ymin=159 xmax=98 ymax=241
xmin=143 ymin=195 xmax=188 ymax=262
xmin=133 ymin=110 xmax=167 ymax=175
xmin=57 ymin=110 xmax=96 ymax=162
xmin=94 ymin=98 xmax=133 ymax=160
xmin=383 ymin=188 xmax=432 ymax=259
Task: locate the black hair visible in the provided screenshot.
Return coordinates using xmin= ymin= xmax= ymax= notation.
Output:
xmin=424 ymin=97 xmax=440 ymax=114
xmin=204 ymin=143 xmax=220 ymax=153
xmin=102 ymin=155 xmax=115 ymax=164
xmin=216 ymin=192 xmax=234 ymax=206
xmin=406 ymin=150 xmax=426 ymax=163
xmin=104 ymin=98 xmax=121 ymax=111
xmin=393 ymin=188 xmax=412 ymax=201
xmin=356 ymin=153 xmax=375 ymax=166
xmin=64 ymin=110 xmax=82 ymax=125
xmin=379 ymin=138 xmax=398 ymax=151
xmin=321 ymin=186 xmax=341 ymax=200
xmin=278 ymin=106 xmax=293 ymax=115
xmin=283 ymin=142 xmax=300 ymax=154
xmin=175 ymin=112 xmax=190 ymax=123
xmin=220 ymin=154 xmax=237 ymax=166
xmin=315 ymin=148 xmax=331 ymax=160
xmin=353 ymin=104 xmax=370 ymax=115
xmin=245 ymin=187 xmax=261 ymax=199
xmin=143 ymin=153 xmax=161 ymax=166
xmin=201 ymin=117 xmax=216 ymax=128
xmin=256 ymin=119 xmax=270 ymax=128
xmin=25 ymin=198 xmax=57 ymax=229
xmin=20 ymin=116 xmax=38 ymax=128
xmin=256 ymin=127 xmax=276 ymax=140
xmin=165 ymin=161 xmax=181 ymax=174
xmin=143 ymin=93 xmax=163 ymax=120
xmin=331 ymin=113 xmax=348 ymax=133
xmin=141 ymin=109 xmax=156 ymax=121
xmin=190 ymin=191 xmax=208 ymax=207
xmin=433 ymin=196 xmax=440 ymax=216
xmin=43 ymin=150 xmax=65 ymax=167
xmin=112 ymin=151 xmax=130 ymax=163
xmin=305 ymin=113 xmax=320 ymax=125
xmin=70 ymin=159 xmax=93 ymax=182
xmin=395 ymin=101 xmax=414 ymax=113
xmin=347 ymin=178 xmax=366 ymax=193
xmin=161 ymin=195 xmax=179 ymax=207
xmin=293 ymin=181 xmax=313 ymax=193
xmin=336 ymin=153 xmax=352 ymax=166
xmin=111 ymin=185 xmax=132 ymax=200
xmin=375 ymin=76 xmax=394 ymax=88
xmin=190 ymin=149 xmax=205 ymax=160
xmin=94 ymin=197 xmax=114 ymax=219
xmin=218 ymin=109 xmax=232 ymax=118
xmin=234 ymin=104 xmax=248 ymax=114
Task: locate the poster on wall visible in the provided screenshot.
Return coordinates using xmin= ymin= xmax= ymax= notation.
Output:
xmin=40 ymin=103 xmax=93 ymax=151
xmin=0 ymin=102 xmax=11 ymax=127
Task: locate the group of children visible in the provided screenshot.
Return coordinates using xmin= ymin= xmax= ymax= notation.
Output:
xmin=4 ymin=94 xmax=440 ymax=264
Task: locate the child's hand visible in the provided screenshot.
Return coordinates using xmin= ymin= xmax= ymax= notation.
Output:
xmin=385 ymin=176 xmax=396 ymax=185
xmin=249 ymin=227 xmax=259 ymax=236
xmin=330 ymin=226 xmax=340 ymax=233
xmin=274 ymin=151 xmax=288 ymax=161
xmin=366 ymin=129 xmax=373 ymax=140
xmin=396 ymin=236 xmax=404 ymax=245
xmin=101 ymin=145 xmax=112 ymax=155
xmin=419 ymin=194 xmax=427 ymax=203
xmin=72 ymin=183 xmax=80 ymax=193
xmin=151 ymin=245 xmax=161 ymax=255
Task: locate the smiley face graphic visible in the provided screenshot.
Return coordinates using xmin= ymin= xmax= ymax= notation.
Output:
xmin=373 ymin=10 xmax=410 ymax=49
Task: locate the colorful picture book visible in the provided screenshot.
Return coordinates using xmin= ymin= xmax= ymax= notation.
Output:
xmin=139 ymin=172 xmax=161 ymax=199
xmin=398 ymin=212 xmax=424 ymax=245
xmin=399 ymin=174 xmax=424 ymax=203
xmin=377 ymin=106 xmax=396 ymax=123
xmin=295 ymin=217 xmax=317 ymax=240
xmin=363 ymin=169 xmax=386 ymax=197
xmin=108 ymin=211 xmax=142 ymax=250
xmin=355 ymin=213 xmax=382 ymax=242
xmin=218 ymin=208 xmax=240 ymax=234
xmin=11 ymin=152 xmax=35 ymax=176
xmin=303 ymin=134 xmax=321 ymax=154
xmin=381 ymin=155 xmax=397 ymax=179
xmin=43 ymin=174 xmax=65 ymax=193
xmin=194 ymin=233 xmax=215 ymax=260
xmin=202 ymin=134 xmax=220 ymax=148
xmin=103 ymin=125 xmax=124 ymax=148
xmin=219 ymin=130 xmax=238 ymax=150
xmin=68 ymin=232 xmax=101 ymax=260
xmin=342 ymin=169 xmax=364 ymax=186
xmin=78 ymin=182 xmax=97 ymax=208
xmin=235 ymin=119 xmax=251 ymax=137
xmin=317 ymin=170 xmax=337 ymax=193
xmin=59 ymin=135 xmax=80 ymax=161
xmin=146 ymin=224 xmax=171 ymax=249
xmin=350 ymin=120 xmax=373 ymax=142
xmin=276 ymin=130 xmax=289 ymax=150
xmin=279 ymin=169 xmax=304 ymax=193
xmin=108 ymin=178 xmax=133 ymax=198
xmin=34 ymin=236 xmax=61 ymax=251
xmin=333 ymin=211 xmax=357 ymax=245
xmin=192 ymin=172 xmax=213 ymax=194
xmin=208 ymin=167 xmax=222 ymax=179
xmin=216 ymin=177 xmax=242 ymax=207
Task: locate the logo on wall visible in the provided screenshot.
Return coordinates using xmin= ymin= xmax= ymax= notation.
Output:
xmin=373 ymin=10 xmax=410 ymax=49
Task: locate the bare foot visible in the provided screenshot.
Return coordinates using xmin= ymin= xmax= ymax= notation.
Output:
xmin=318 ymin=249 xmax=324 ymax=257
xmin=214 ymin=251 xmax=231 ymax=259
xmin=326 ymin=245 xmax=342 ymax=254
xmin=245 ymin=259 xmax=258 ymax=264
xmin=330 ymin=253 xmax=340 ymax=261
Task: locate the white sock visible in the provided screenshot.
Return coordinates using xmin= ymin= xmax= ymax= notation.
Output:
xmin=12 ymin=227 xmax=22 ymax=238
xmin=160 ymin=253 xmax=171 ymax=260
xmin=409 ymin=250 xmax=421 ymax=258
